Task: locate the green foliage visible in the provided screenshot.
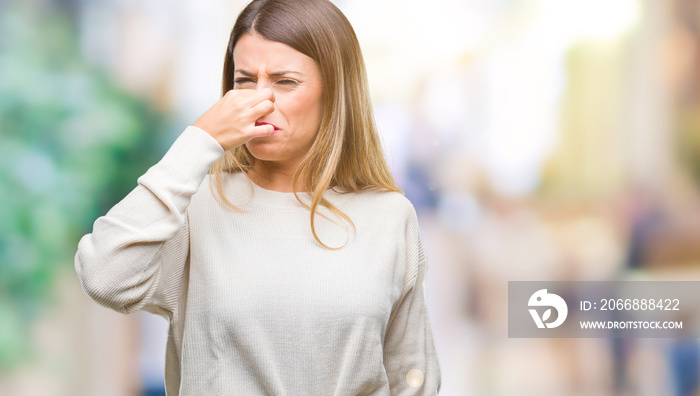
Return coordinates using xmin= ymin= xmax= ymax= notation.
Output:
xmin=0 ymin=3 xmax=169 ymax=370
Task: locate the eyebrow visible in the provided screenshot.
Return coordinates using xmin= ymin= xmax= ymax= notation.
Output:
xmin=235 ymin=69 xmax=303 ymax=77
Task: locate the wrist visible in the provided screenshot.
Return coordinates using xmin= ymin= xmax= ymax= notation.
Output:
xmin=187 ymin=125 xmax=225 ymax=152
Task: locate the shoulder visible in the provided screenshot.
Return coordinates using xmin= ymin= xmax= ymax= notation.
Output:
xmin=350 ymin=189 xmax=417 ymax=218
xmin=346 ymin=189 xmax=422 ymax=240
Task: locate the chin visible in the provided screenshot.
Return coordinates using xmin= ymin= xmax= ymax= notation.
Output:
xmin=245 ymin=143 xmax=283 ymax=162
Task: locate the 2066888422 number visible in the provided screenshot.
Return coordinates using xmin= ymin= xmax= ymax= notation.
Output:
xmin=600 ymin=298 xmax=680 ymax=311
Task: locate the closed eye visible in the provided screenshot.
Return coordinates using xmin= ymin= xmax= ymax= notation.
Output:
xmin=276 ymin=79 xmax=298 ymax=86
xmin=233 ymin=77 xmax=255 ymax=87
xmin=233 ymin=77 xmax=299 ymax=88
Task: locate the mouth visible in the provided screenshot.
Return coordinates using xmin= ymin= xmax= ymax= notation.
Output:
xmin=255 ymin=121 xmax=280 ymax=132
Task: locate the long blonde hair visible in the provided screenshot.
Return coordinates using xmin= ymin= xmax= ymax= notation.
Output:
xmin=212 ymin=0 xmax=401 ymax=248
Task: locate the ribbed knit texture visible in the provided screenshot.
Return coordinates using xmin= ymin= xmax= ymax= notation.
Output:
xmin=74 ymin=126 xmax=441 ymax=395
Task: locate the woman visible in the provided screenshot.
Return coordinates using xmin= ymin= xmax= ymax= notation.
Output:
xmin=74 ymin=0 xmax=442 ymax=394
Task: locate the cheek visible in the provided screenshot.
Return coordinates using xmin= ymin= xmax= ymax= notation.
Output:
xmin=280 ymin=92 xmax=323 ymax=132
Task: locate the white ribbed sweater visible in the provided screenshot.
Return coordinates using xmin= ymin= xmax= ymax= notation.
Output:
xmin=74 ymin=126 xmax=441 ymax=395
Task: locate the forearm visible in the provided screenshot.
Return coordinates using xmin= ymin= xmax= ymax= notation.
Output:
xmin=74 ymin=126 xmax=224 ymax=314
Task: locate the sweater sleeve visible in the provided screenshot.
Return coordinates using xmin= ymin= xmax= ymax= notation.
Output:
xmin=383 ymin=204 xmax=442 ymax=395
xmin=74 ymin=125 xmax=225 ymax=319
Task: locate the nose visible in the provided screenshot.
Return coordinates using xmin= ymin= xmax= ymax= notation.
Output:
xmin=255 ymin=78 xmax=272 ymax=91
xmin=254 ymin=80 xmax=275 ymax=104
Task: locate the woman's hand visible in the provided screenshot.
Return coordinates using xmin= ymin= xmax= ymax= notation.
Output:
xmin=193 ymin=88 xmax=276 ymax=151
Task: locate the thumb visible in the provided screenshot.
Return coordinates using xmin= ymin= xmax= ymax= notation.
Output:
xmin=251 ymin=123 xmax=275 ymax=137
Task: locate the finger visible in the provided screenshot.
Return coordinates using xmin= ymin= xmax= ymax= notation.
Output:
xmin=223 ymin=88 xmax=267 ymax=106
xmin=250 ymin=99 xmax=275 ymax=118
xmin=230 ymin=88 xmax=274 ymax=113
xmin=252 ymin=87 xmax=274 ymax=103
xmin=250 ymin=123 xmax=275 ymax=137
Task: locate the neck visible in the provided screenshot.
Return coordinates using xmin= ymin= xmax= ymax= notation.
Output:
xmin=248 ymin=160 xmax=305 ymax=193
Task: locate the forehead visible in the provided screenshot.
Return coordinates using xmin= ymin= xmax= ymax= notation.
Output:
xmin=233 ymin=32 xmax=315 ymax=72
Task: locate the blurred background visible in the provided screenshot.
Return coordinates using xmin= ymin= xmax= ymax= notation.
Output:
xmin=2 ymin=0 xmax=700 ymax=395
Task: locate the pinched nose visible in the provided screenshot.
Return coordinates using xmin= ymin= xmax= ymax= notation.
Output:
xmin=256 ymin=86 xmax=274 ymax=98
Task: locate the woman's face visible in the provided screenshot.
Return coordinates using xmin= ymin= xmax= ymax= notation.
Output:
xmin=233 ymin=32 xmax=323 ymax=168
